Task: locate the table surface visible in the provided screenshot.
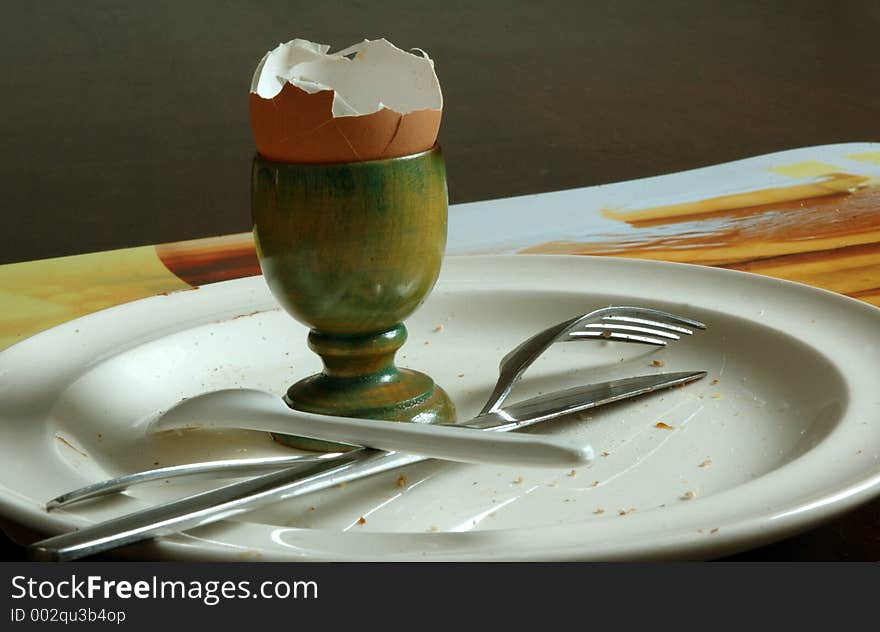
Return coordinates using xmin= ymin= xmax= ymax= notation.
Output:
xmin=2 ymin=1 xmax=879 ymax=561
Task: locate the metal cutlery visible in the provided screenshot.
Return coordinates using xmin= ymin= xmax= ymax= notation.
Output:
xmin=45 ymin=453 xmax=344 ymax=511
xmin=34 ymin=306 xmax=706 ymax=560
xmin=480 ymin=305 xmax=706 ymax=415
xmin=47 ymin=306 xmax=705 ymax=510
xmin=31 ymin=370 xmax=705 ymax=561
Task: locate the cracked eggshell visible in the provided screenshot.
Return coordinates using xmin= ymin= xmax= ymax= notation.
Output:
xmin=249 ymin=38 xmax=443 ymax=164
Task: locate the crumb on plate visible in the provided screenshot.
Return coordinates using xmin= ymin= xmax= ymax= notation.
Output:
xmin=54 ymin=435 xmax=88 ymax=458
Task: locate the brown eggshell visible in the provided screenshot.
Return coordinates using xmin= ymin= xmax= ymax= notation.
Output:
xmin=249 ymin=83 xmax=441 ymax=164
xmin=382 ymin=109 xmax=442 ymax=159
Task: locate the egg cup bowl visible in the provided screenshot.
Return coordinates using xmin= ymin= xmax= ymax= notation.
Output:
xmin=251 ymin=145 xmax=456 ymax=451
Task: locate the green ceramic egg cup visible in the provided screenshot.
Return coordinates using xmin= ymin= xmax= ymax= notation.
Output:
xmin=251 ymin=145 xmax=456 ymax=451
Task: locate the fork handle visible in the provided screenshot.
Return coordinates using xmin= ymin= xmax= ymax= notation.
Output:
xmin=478 ymin=316 xmax=579 ymax=414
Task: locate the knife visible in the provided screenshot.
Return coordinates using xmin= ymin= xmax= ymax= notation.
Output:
xmin=30 ymin=371 xmax=704 ymax=561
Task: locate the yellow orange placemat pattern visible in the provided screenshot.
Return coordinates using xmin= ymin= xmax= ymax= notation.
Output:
xmin=0 ymin=246 xmax=189 ymax=350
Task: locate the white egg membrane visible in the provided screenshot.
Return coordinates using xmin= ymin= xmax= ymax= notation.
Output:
xmin=250 ymin=38 xmax=443 ymax=117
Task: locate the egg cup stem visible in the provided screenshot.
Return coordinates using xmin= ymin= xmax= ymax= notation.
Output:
xmin=251 ymin=146 xmax=456 ymax=450
xmin=277 ymin=324 xmax=455 ymax=451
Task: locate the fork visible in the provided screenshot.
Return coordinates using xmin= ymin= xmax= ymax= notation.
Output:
xmin=480 ymin=305 xmax=706 ymax=414
xmin=46 ymin=306 xmax=704 ymax=510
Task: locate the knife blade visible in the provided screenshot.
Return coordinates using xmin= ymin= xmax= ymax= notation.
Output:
xmin=30 ymin=370 xmax=704 ymax=561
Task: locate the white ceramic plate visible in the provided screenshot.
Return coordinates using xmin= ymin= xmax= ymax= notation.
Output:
xmin=1 ymin=255 xmax=878 ymax=561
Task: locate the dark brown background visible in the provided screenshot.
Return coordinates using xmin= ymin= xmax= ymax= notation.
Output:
xmin=1 ymin=1 xmax=878 ymax=559
xmin=3 ymin=0 xmax=879 ymax=263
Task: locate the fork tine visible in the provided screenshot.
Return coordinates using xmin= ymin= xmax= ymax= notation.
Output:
xmin=484 ymin=306 xmax=703 ymax=415
xmin=601 ymin=315 xmax=694 ymax=335
xmin=568 ymin=330 xmax=668 ymax=346
xmin=577 ymin=323 xmax=680 ymax=340
xmin=605 ymin=307 xmax=706 ymax=329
